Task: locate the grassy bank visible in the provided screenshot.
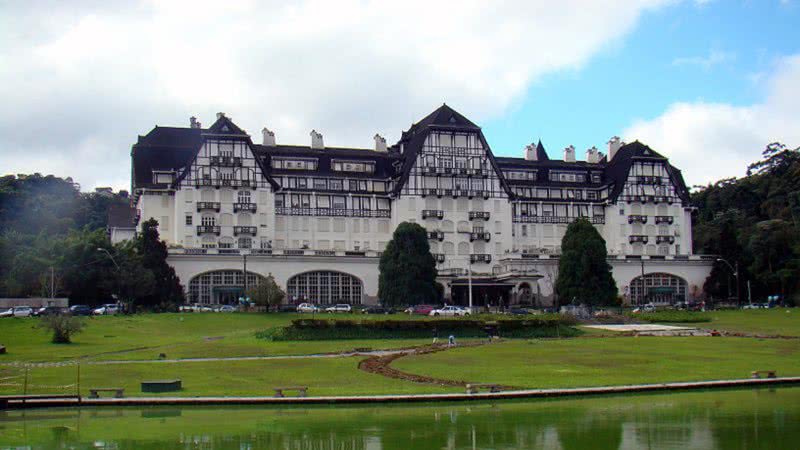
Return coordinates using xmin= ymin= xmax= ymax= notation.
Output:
xmin=393 ymin=337 xmax=800 ymax=389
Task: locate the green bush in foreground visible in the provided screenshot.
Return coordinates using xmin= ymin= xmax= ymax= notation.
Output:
xmin=630 ymin=311 xmax=712 ymax=323
xmin=37 ymin=315 xmax=86 ymax=343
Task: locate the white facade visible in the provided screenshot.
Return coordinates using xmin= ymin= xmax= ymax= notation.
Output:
xmin=129 ymin=107 xmax=713 ymax=306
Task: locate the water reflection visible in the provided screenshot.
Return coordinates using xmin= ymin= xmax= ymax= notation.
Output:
xmin=1 ymin=387 xmax=798 ymax=450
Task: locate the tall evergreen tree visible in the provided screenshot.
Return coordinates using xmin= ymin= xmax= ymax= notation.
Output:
xmin=555 ymin=218 xmax=618 ymax=306
xmin=136 ymin=218 xmax=185 ymax=308
xmin=378 ymin=222 xmax=438 ymax=306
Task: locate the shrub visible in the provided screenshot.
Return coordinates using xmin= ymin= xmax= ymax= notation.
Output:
xmin=38 ymin=315 xmax=86 ymax=343
xmin=629 ymin=311 xmax=712 ymax=323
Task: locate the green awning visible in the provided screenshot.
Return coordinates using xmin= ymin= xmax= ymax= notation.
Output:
xmin=649 ymin=287 xmax=676 ymax=294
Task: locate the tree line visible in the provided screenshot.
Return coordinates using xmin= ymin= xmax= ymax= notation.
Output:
xmin=0 ymin=174 xmax=184 ymax=308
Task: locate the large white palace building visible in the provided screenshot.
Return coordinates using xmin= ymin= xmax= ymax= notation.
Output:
xmin=125 ymin=105 xmax=713 ymax=307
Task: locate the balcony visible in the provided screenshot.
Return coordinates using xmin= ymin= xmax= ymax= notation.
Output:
xmin=219 ymin=179 xmax=242 ymax=188
xmin=196 ymin=225 xmax=221 ymax=235
xmin=470 ymin=254 xmax=492 ymax=264
xmin=628 ymin=215 xmax=648 ymax=224
xmin=656 ymin=235 xmax=675 ymax=244
xmin=196 ymin=202 xmax=221 ymax=212
xmin=233 ymin=226 xmax=257 ymax=236
xmin=655 ymin=215 xmax=674 ymax=224
xmin=629 ymin=235 xmax=649 ymax=244
xmin=195 ymin=178 xmax=214 ymax=187
xmin=240 ymin=179 xmax=256 ymax=189
xmin=469 ymin=211 xmax=490 ymax=221
xmin=233 ymin=203 xmax=257 ymax=213
xmin=470 ymin=230 xmax=491 ymax=242
xmin=427 ymin=230 xmax=444 ymax=241
xmin=431 ymin=253 xmax=446 ymax=263
xmin=422 ymin=210 xmax=444 ymax=220
xmin=209 ymin=155 xmax=242 ymax=167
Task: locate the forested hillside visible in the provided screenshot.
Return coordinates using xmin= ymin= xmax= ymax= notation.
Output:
xmin=0 ymin=174 xmax=183 ymax=308
xmin=692 ymin=143 xmax=800 ymax=305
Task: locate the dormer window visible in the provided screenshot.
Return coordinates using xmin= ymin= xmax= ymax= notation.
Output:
xmin=332 ymin=160 xmax=375 ymax=174
xmin=272 ymin=157 xmax=318 ymax=170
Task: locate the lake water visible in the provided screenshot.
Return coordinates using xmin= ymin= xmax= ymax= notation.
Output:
xmin=1 ymin=387 xmax=798 ymax=449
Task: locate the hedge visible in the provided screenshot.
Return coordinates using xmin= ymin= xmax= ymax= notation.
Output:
xmin=628 ymin=311 xmax=712 ymax=323
xmin=256 ymin=314 xmax=580 ymax=341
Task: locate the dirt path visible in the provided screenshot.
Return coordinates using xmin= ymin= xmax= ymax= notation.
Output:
xmin=358 ymin=342 xmax=522 ymax=390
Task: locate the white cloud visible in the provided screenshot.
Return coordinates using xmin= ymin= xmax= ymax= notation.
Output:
xmin=0 ymin=0 xmax=672 ymax=190
xmin=672 ymin=50 xmax=736 ymax=70
xmin=624 ymin=54 xmax=800 ymax=187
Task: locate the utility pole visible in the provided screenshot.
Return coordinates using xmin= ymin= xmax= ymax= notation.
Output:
xmin=242 ymin=254 xmax=248 ymax=305
xmin=467 ymin=258 xmax=473 ymax=312
xmin=716 ymin=258 xmax=740 ymax=305
xmin=50 ymin=266 xmax=55 ymax=300
xmin=640 ymin=258 xmax=646 ymax=305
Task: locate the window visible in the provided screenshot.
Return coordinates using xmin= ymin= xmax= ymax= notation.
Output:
xmin=587 ymin=191 xmax=597 ymax=200
xmin=272 ymin=157 xmax=318 ymax=170
xmin=332 ymin=196 xmax=347 ymax=209
xmin=377 ymin=198 xmax=390 ymax=210
xmin=332 ymin=160 xmax=376 ymax=174
xmin=329 ymin=179 xmax=343 ymax=190
xmin=275 ymin=194 xmax=285 ymax=208
xmin=237 ymin=190 xmax=251 ymax=203
xmin=201 ymin=216 xmax=216 ymax=226
xmin=185 ymin=215 xmax=193 ymax=226
xmin=314 ymin=178 xmax=327 ymax=190
xmin=521 ymin=225 xmax=528 ymax=237
xmin=297 ymin=178 xmax=307 ymax=189
xmin=317 ymin=195 xmax=330 ymax=208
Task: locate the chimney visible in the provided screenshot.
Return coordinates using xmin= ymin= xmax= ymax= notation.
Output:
xmin=585 ymin=146 xmax=600 ymax=164
xmin=310 ymin=130 xmax=324 ymax=149
xmin=374 ymin=134 xmax=387 ymax=152
xmin=524 ymin=143 xmax=537 ymax=161
xmin=190 ymin=116 xmax=200 ymax=129
xmin=262 ymin=127 xmax=276 ymax=146
xmin=563 ymin=145 xmax=576 ymax=162
xmin=216 ymin=112 xmax=226 ymax=120
xmin=608 ymin=136 xmax=624 ymax=161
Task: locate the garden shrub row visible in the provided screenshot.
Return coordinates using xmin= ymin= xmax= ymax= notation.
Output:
xmin=257 ymin=315 xmax=580 ymax=341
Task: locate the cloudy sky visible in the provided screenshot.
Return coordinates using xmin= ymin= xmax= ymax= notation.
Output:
xmin=2 ymin=0 xmax=799 ymax=191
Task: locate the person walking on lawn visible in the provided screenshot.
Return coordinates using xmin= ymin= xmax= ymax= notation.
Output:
xmin=432 ymin=326 xmax=439 ymax=345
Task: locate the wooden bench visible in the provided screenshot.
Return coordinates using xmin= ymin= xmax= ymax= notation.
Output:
xmin=466 ymin=383 xmax=502 ymax=394
xmin=273 ymin=386 xmax=308 ymax=398
xmin=751 ymin=370 xmax=777 ymax=379
xmin=88 ymin=388 xmax=125 ymax=399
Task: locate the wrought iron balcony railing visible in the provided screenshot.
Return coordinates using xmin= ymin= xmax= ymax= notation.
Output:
xmin=655 ymin=215 xmax=674 ymax=224
xmin=422 ymin=210 xmax=445 ymax=220
xmin=628 ymin=215 xmax=648 ymax=224
xmin=196 ymin=225 xmax=221 ymax=235
xmin=470 ymin=254 xmax=492 ymax=264
xmin=469 ymin=211 xmax=490 ymax=220
xmin=629 ymin=235 xmax=649 ymax=244
xmin=196 ymin=202 xmax=221 ymax=212
xmin=233 ymin=203 xmax=257 ymax=213
xmin=233 ymin=226 xmax=257 ymax=236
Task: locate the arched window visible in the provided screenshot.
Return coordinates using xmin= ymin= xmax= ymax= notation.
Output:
xmin=429 ymin=241 xmax=439 ymax=253
xmin=629 ymin=273 xmax=688 ymax=305
xmin=441 ymin=220 xmax=454 ymax=232
xmin=188 ymin=270 xmax=265 ymax=305
xmin=287 ymin=271 xmax=363 ymax=304
xmin=238 ymin=213 xmax=252 ymax=226
xmin=219 ymin=237 xmax=234 ymax=249
xmin=201 ymin=215 xmax=216 ymax=226
xmin=238 ymin=237 xmax=252 ymax=249
xmin=238 ymin=190 xmax=251 ymax=204
xmin=443 ymin=242 xmax=455 ymax=255
xmin=457 ymin=242 xmax=470 ymax=255
xmin=220 ymin=188 xmax=234 ymax=203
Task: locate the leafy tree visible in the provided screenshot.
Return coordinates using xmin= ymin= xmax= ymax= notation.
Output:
xmin=135 ymin=218 xmax=185 ymax=308
xmin=246 ymin=274 xmax=286 ymax=311
xmin=378 ymin=222 xmax=438 ymax=306
xmin=555 ymin=218 xmax=617 ymax=306
xmin=38 ymin=315 xmax=85 ymax=344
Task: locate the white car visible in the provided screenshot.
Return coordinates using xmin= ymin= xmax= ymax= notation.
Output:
xmin=92 ymin=304 xmax=119 ymax=315
xmin=325 ymin=304 xmax=352 ymax=313
xmin=2 ymin=306 xmax=34 ymax=317
xmin=218 ymin=305 xmax=237 ymax=313
xmin=296 ymin=303 xmax=319 ymax=313
xmin=429 ymin=306 xmax=470 ymax=317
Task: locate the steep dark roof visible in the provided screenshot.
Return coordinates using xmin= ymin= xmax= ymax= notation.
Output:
xmin=604 ymin=141 xmax=690 ymax=202
xmin=132 ymin=127 xmax=203 ymax=189
xmin=107 ymin=203 xmax=136 ymax=228
xmin=253 ymin=144 xmax=401 ymax=180
xmin=393 ymin=104 xmax=513 ymax=196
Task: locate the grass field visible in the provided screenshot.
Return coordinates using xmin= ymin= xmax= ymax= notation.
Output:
xmin=686 ymin=309 xmax=800 ymax=336
xmin=393 ymin=337 xmax=800 ymax=389
xmin=1 ymin=310 xmax=798 ymax=397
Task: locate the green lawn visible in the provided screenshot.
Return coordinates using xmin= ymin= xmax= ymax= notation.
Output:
xmin=0 ymin=313 xmax=437 ymax=362
xmin=0 ymin=356 xmax=457 ymax=397
xmin=686 ymin=309 xmax=800 ymax=336
xmin=393 ymin=337 xmax=800 ymax=389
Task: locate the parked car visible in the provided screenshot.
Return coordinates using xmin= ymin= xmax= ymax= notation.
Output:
xmin=5 ymin=306 xmax=34 ymax=317
xmin=508 ymin=307 xmax=530 ymax=315
xmin=631 ymin=303 xmax=656 ymax=314
xmin=325 ymin=304 xmax=352 ymax=313
xmin=218 ymin=305 xmax=237 ymax=313
xmin=69 ymin=305 xmax=93 ymax=316
xmin=93 ymin=304 xmax=120 ymax=315
xmin=34 ymin=306 xmax=66 ymax=316
xmin=742 ymin=303 xmax=766 ymax=310
xmin=406 ymin=304 xmax=437 ymax=315
xmin=429 ymin=305 xmax=470 ymax=317
xmin=296 ymin=303 xmax=319 ymax=313
xmin=362 ymin=305 xmax=393 ymax=314
xmin=277 ymin=304 xmax=298 ymax=313
xmin=0 ymin=308 xmax=13 ymax=318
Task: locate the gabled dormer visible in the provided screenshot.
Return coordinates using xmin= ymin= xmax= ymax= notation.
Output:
xmin=205 ymin=112 xmax=249 ymax=137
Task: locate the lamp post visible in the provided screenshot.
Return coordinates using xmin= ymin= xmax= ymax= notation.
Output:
xmin=716 ymin=257 xmax=741 ymax=305
xmin=97 ymin=248 xmax=120 ymax=270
